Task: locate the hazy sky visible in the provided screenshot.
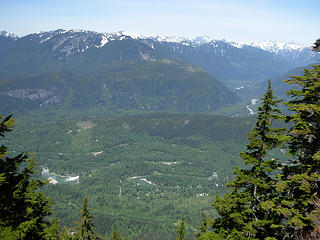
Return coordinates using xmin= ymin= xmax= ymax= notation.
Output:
xmin=1 ymin=0 xmax=319 ymax=44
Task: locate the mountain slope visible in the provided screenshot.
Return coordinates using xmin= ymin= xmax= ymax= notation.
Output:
xmin=0 ymin=60 xmax=239 ymax=115
xmin=269 ymin=65 xmax=316 ymax=100
xmin=97 ymin=60 xmax=238 ymax=112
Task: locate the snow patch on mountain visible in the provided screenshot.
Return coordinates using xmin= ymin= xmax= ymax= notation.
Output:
xmin=235 ymin=86 xmax=244 ymax=90
xmin=228 ymin=41 xmax=243 ymax=49
xmin=98 ymin=35 xmax=109 ymax=47
xmin=152 ymin=35 xmax=189 ymax=43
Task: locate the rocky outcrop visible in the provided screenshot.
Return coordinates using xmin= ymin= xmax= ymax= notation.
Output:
xmin=2 ymin=88 xmax=61 ymax=105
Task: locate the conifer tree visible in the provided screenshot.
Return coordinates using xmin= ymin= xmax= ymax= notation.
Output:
xmin=0 ymin=114 xmax=58 ymax=239
xmin=176 ymin=213 xmax=185 ymax=240
xmin=194 ymin=212 xmax=208 ymax=238
xmin=312 ymin=38 xmax=320 ymax=52
xmin=212 ymin=80 xmax=286 ymax=239
xmin=58 ymin=226 xmax=73 ymax=240
xmin=110 ymin=230 xmax=122 ymax=240
xmin=74 ymin=196 xmax=97 ymax=240
xmin=273 ymin=63 xmax=320 ymax=239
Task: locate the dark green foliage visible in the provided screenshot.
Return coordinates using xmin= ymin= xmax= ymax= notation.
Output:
xmin=208 ymin=60 xmax=320 ymax=239
xmin=194 ymin=212 xmax=209 ymax=239
xmin=273 ymin=64 xmax=320 ymax=239
xmin=74 ymin=197 xmax=98 ymax=240
xmin=313 ymin=38 xmax=320 ymax=52
xmin=0 ymin=60 xmax=239 ymax=115
xmin=96 ymin=61 xmax=238 ymax=112
xmin=266 ymin=65 xmax=307 ymax=100
xmin=4 ymin=113 xmax=259 ymax=239
xmin=212 ymin=80 xmax=286 ymax=239
xmin=195 ymin=231 xmax=224 ymax=240
xmin=176 ymin=213 xmax=185 ymax=240
xmin=58 ymin=227 xmax=73 ymax=240
xmin=0 ymin=114 xmax=58 ymax=239
xmin=0 ymin=114 xmax=14 ymax=137
xmin=110 ymin=230 xmax=122 ymax=240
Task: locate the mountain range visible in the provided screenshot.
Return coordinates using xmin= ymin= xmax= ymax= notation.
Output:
xmin=0 ymin=29 xmax=319 ymax=116
xmin=1 ymin=29 xmax=316 ymax=63
xmin=1 ymin=29 xmax=318 ymax=79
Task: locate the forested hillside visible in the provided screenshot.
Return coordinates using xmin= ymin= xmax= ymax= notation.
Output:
xmin=0 ymin=61 xmax=238 ymax=115
xmin=3 ymin=114 xmax=258 ymax=239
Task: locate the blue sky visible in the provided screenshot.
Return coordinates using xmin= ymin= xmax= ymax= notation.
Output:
xmin=1 ymin=0 xmax=319 ymax=44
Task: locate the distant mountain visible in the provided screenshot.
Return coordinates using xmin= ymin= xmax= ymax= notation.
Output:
xmin=270 ymin=65 xmax=313 ymax=98
xmin=251 ymin=64 xmax=317 ymax=105
xmin=1 ymin=29 xmax=318 ymax=83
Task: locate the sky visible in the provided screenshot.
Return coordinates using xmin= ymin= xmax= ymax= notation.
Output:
xmin=1 ymin=0 xmax=319 ymax=44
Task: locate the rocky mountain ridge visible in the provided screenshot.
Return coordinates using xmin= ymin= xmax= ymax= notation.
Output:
xmin=2 ymin=29 xmax=317 ymax=84
xmin=1 ymin=29 xmax=318 ymax=66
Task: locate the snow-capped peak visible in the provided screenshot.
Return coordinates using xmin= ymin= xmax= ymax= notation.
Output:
xmin=247 ymin=41 xmax=309 ymax=53
xmin=68 ymin=29 xmax=93 ymax=33
xmin=229 ymin=40 xmax=310 ymax=53
xmin=13 ymin=29 xmax=316 ymax=64
xmin=0 ymin=31 xmax=18 ymax=39
xmin=117 ymin=31 xmax=141 ymax=39
xmin=152 ymin=35 xmax=190 ymax=43
xmin=192 ymin=35 xmax=212 ymax=45
xmin=96 ymin=31 xmax=143 ymax=48
xmin=228 ymin=41 xmax=244 ymax=49
xmin=148 ymin=35 xmax=219 ymax=46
